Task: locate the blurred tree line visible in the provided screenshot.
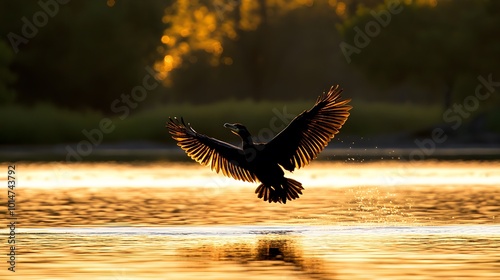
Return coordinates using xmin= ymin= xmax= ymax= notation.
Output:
xmin=1 ymin=0 xmax=499 ymax=114
xmin=0 ymin=1 xmax=167 ymax=112
xmin=338 ymin=0 xmax=500 ymax=109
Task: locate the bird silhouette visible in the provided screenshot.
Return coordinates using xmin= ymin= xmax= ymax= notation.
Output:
xmin=167 ymin=85 xmax=351 ymax=203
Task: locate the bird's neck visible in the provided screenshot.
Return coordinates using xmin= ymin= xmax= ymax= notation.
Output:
xmin=240 ymin=134 xmax=257 ymax=161
xmin=239 ymin=132 xmax=254 ymax=148
xmin=241 ymin=136 xmax=254 ymax=147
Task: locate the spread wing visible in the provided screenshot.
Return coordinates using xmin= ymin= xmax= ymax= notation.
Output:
xmin=264 ymin=85 xmax=352 ymax=171
xmin=167 ymin=117 xmax=258 ymax=182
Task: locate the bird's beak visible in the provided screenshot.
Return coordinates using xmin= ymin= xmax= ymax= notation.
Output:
xmin=224 ymin=123 xmax=239 ymax=133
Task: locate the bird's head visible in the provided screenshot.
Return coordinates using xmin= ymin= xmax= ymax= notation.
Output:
xmin=224 ymin=123 xmax=250 ymax=138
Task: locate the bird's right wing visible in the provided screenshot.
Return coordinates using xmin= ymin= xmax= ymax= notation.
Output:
xmin=264 ymin=85 xmax=351 ymax=171
xmin=167 ymin=118 xmax=258 ymax=183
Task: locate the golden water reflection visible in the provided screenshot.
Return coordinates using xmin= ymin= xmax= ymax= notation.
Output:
xmin=7 ymin=226 xmax=500 ymax=280
xmin=8 ymin=161 xmax=500 ymax=226
xmin=0 ymin=161 xmax=499 ymax=279
xmin=10 ymin=184 xmax=499 ymax=227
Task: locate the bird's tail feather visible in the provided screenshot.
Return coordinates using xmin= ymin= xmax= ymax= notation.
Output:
xmin=255 ymin=178 xmax=304 ymax=204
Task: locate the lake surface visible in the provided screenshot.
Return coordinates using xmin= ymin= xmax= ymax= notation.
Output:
xmin=1 ymin=160 xmax=499 ymax=279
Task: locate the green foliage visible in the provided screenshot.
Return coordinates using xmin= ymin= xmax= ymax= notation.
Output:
xmin=0 ymin=0 xmax=498 ymax=144
xmin=0 ymin=100 xmax=445 ymax=145
xmin=346 ymin=101 xmax=441 ymax=135
xmin=337 ymin=0 xmax=500 ymax=108
xmin=159 ymin=0 xmax=358 ymax=103
xmin=0 ymin=1 xmax=166 ymax=113
xmin=0 ymin=39 xmax=16 ymax=104
xmin=0 ymin=103 xmax=102 ymax=144
xmin=485 ymin=110 xmax=500 ymax=132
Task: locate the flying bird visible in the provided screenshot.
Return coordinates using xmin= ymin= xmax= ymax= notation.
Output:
xmin=167 ymin=85 xmax=351 ymax=204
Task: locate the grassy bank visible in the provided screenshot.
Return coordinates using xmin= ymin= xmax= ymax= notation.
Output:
xmin=0 ymin=100 xmax=462 ymax=145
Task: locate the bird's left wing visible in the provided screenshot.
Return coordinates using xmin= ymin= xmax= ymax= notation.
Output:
xmin=264 ymin=85 xmax=352 ymax=171
xmin=167 ymin=117 xmax=258 ymax=183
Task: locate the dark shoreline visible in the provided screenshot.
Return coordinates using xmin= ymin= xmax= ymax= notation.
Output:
xmin=2 ymin=141 xmax=500 ymax=162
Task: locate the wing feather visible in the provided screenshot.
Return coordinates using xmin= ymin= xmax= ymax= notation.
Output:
xmin=167 ymin=118 xmax=258 ymax=183
xmin=265 ymin=85 xmax=352 ymax=171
